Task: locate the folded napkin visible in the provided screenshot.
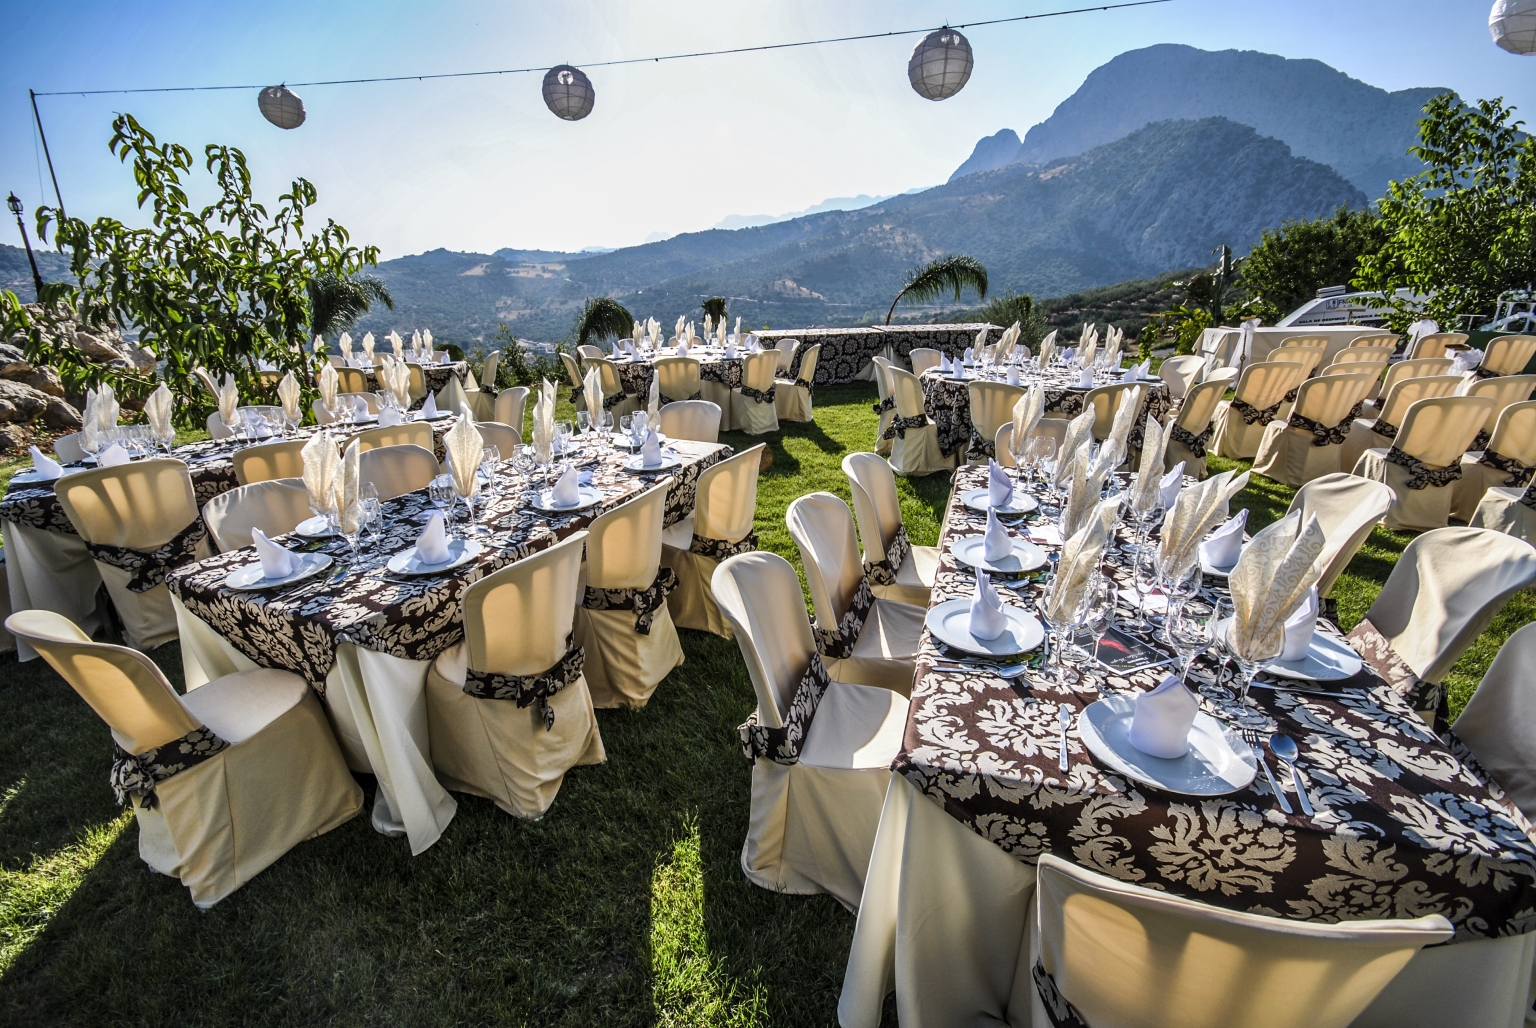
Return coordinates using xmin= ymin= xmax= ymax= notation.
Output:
xmin=1159 ymin=461 xmax=1186 ymax=510
xmin=28 ymin=445 xmax=63 ymax=480
xmin=319 ymin=363 xmax=338 ymax=408
xmin=423 ymin=329 xmax=435 ymax=360
xmin=630 ymin=410 xmax=649 ymax=444
xmin=703 ymin=314 xmax=713 ymax=338
xmin=1228 ymin=511 xmax=1325 ymax=662
xmin=1451 ymin=349 xmax=1485 ymax=375
xmin=1009 ymin=385 xmax=1045 ymax=463
xmin=1157 ymin=470 xmax=1251 ymax=579
xmin=301 ymin=430 xmax=339 ymax=515
xmin=1199 ymin=508 xmax=1248 ymax=569
xmin=1053 ymin=410 xmax=1097 ymax=490
xmin=1128 ymin=674 xmax=1200 ymax=759
xmin=639 ymin=429 xmax=663 ymax=467
xmin=551 ymin=464 xmax=581 ymax=506
xmin=969 ymin=570 xmax=1010 ymax=641
xmin=215 ymin=374 xmax=239 ymax=430
xmin=98 ymin=443 xmax=129 ymax=467
xmin=362 ymin=332 xmax=376 ymax=360
xmin=532 ymin=379 xmax=555 ymax=463
xmin=80 ymin=388 xmax=101 ymax=453
xmin=256 ymin=359 xmax=276 ymax=372
xmin=1103 ymin=325 xmax=1123 ymax=368
xmin=1045 ymin=498 xmax=1116 ymax=624
xmin=1099 ymin=386 xmax=1143 ymax=471
xmin=1060 ymin=448 xmax=1111 ymax=541
xmin=724 ymin=339 xmax=737 ymax=359
xmin=313 ymin=334 xmax=325 ymax=354
xmin=988 ymin=458 xmax=1014 ymax=507
xmin=420 ymin=392 xmax=438 ymax=418
xmin=983 ymin=507 xmax=1013 ymax=563
xmin=444 ymin=410 xmax=484 ymax=499
xmin=1124 ymin=359 xmax=1152 ymax=381
xmin=389 ymin=331 xmax=403 ymax=360
xmin=1062 ymin=347 xmax=1077 ymax=365
xmin=1080 ymin=326 xmax=1098 ymax=368
xmin=337 ymin=440 xmax=361 ymax=535
xmin=583 ymin=366 xmax=603 ymax=421
xmin=415 ymin=512 xmax=451 ymax=564
xmin=339 ymin=332 xmax=353 ymax=361
xmin=1037 ymin=330 xmax=1057 ymax=369
xmin=677 ymin=341 xmax=689 ymax=358
xmin=646 ymin=373 xmax=661 ymax=422
xmin=144 ymin=384 xmax=174 ymax=443
xmin=1130 ymin=416 xmax=1169 ymax=513
xmin=963 ymin=346 xmax=974 ymax=364
xmin=1281 ymin=585 xmax=1320 ymax=661
xmin=276 ymin=370 xmax=301 ymax=424
xmin=1006 ymin=365 xmax=1021 ymax=386
xmin=1077 ymin=367 xmax=1094 ymax=388
xmin=251 ymin=527 xmax=300 ymax=579
xmin=377 ymin=407 xmax=403 ymax=428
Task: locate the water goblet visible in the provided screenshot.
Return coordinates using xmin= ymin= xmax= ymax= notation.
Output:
xmin=1081 ymin=575 xmax=1115 ymax=671
xmin=577 ymin=411 xmax=591 ymax=438
xmin=480 ymin=445 xmax=501 ymax=501
xmin=1131 ymin=544 xmax=1161 ymax=633
xmin=428 ymin=473 xmax=456 ymax=536
xmin=1160 ymin=564 xmax=1203 ymax=643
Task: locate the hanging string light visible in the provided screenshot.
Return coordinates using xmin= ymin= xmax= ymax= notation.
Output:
xmin=542 ymin=65 xmax=595 ymax=120
xmin=1490 ymin=0 xmax=1536 ymax=54
xmin=257 ymin=85 xmax=306 ymax=129
xmin=907 ymin=28 xmax=974 ymax=101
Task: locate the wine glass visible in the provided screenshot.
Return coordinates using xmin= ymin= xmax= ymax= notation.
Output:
xmin=1160 ymin=564 xmax=1203 ymax=643
xmin=1195 ymin=596 xmax=1237 ymax=710
xmin=577 ymin=410 xmax=591 ymax=438
xmin=1230 ymin=638 xmax=1283 ymax=730
xmin=554 ymin=420 xmax=573 ymax=462
xmin=481 ymin=446 xmax=501 ymax=502
xmin=359 ymin=483 xmax=381 ymax=551
xmin=428 ymin=473 xmax=456 ymax=536
xmin=1168 ymin=611 xmax=1214 ymax=687
xmin=1081 ymin=575 xmax=1115 ymax=672
xmin=1131 ymin=544 xmax=1161 ymax=634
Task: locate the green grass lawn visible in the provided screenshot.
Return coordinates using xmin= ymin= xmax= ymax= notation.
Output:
xmin=0 ymin=383 xmax=1529 ymax=1026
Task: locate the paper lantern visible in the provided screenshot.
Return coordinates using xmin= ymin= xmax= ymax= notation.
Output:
xmin=258 ymin=85 xmax=306 ymax=129
xmin=908 ymin=28 xmax=973 ymax=101
xmin=1491 ymin=0 xmax=1536 ymax=53
xmin=542 ymin=65 xmax=595 ymax=121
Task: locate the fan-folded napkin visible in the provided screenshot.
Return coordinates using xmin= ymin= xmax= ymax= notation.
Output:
xmin=276 ymin=371 xmax=301 ymax=424
xmin=988 ymin=458 xmax=1013 ymax=507
xmin=1045 ymin=498 xmax=1116 ymax=624
xmin=1080 ymin=325 xmax=1098 ymax=368
xmin=301 ymin=431 xmax=340 ymax=516
xmin=1060 ymin=448 xmax=1112 ymax=541
xmin=1099 ymin=386 xmax=1143 ymax=471
xmin=1052 ymin=410 xmax=1097 ymax=490
xmin=144 ymin=384 xmax=174 ymax=443
xmin=583 ymin=366 xmax=603 ymax=421
xmin=216 ymin=375 xmax=239 ymax=431
xmin=1036 ymin=330 xmax=1057 ymax=369
xmin=1128 ymin=674 xmax=1200 ymax=759
xmin=251 ymin=527 xmax=299 ymax=579
xmin=969 ymin=570 xmax=1009 ymax=641
xmin=1157 ymin=469 xmax=1251 ymax=579
xmin=444 ymin=411 xmax=484 ymax=499
xmin=647 ymin=374 xmax=660 ymax=421
xmin=983 ymin=507 xmax=1013 ymax=562
xmin=1130 ymin=416 xmax=1169 ymax=513
xmin=532 ymin=380 xmax=555 ymax=463
xmin=1227 ymin=510 xmax=1325 ymax=662
xmin=319 ymin=363 xmax=338 ymax=409
xmin=1009 ymin=385 xmax=1045 ymax=463
xmin=1198 ymin=508 xmax=1248 ymax=569
xmin=28 ymin=446 xmax=62 ymax=480
xmin=415 ymin=512 xmax=451 ymax=564
xmin=339 ymin=333 xmax=353 ymax=362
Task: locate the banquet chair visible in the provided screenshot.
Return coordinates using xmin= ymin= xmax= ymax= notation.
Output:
xmin=1029 ymin=853 xmax=1452 ymax=1028
xmin=232 ymin=438 xmax=308 ymax=486
xmin=1459 ymin=373 xmax=1536 ymax=449
xmin=1324 ymin=347 xmax=1391 ymax=399
xmin=1210 ymin=359 xmax=1309 ymax=459
xmin=871 ymin=357 xmax=897 ymax=456
xmin=774 ymin=338 xmax=799 ymax=376
xmin=426 ymin=531 xmax=605 ymax=820
xmin=1156 ymin=354 xmax=1205 ymax=403
xmin=340 ymin=391 xmax=381 ymax=414
xmin=659 ymin=399 xmax=721 ymax=443
xmin=574 ymin=481 xmax=683 ymax=709
xmin=1346 ymin=332 xmax=1400 ymax=351
xmin=403 ymin=362 xmax=430 ymax=403
xmin=1162 ymin=378 xmax=1227 ymax=479
xmin=1285 ymin=474 xmax=1395 ymax=599
xmin=1363 ymin=357 xmax=1455 ymax=416
xmin=775 ymin=342 xmax=820 ymax=423
xmin=358 ymin=444 xmax=439 ymax=501
xmin=1083 ymin=382 xmax=1144 ymax=449
xmin=994 ymin=419 xmax=1069 ymax=467
xmin=661 ymin=443 xmax=764 ymax=637
xmin=55 ymin=458 xmax=211 ymax=652
xmin=335 ymin=366 xmax=369 ymax=394
xmin=53 ymin=432 xmax=86 ymax=463
xmin=1479 ymin=335 xmax=1536 ymax=377
xmin=1339 ymin=375 xmax=1463 ymax=473
xmin=697 ymin=356 xmax=735 ymax=431
xmin=654 ymin=356 xmax=702 ymax=405
xmin=495 ymin=386 xmax=529 ymax=435
xmin=351 ymin=421 xmax=433 ymax=453
xmin=1453 ymin=622 xmax=1536 ymax=823
xmin=843 ymin=452 xmax=939 ymax=607
xmin=192 ymin=366 xmax=220 ymax=399
xmin=786 ymin=492 xmax=924 ymax=696
xmin=6 ymin=609 xmax=362 ymax=909
xmin=1406 ymin=332 xmax=1466 ymax=360
xmin=475 ymin=421 xmax=521 ymax=455
xmin=585 ymin=357 xmax=639 ymax=421
xmin=1453 ymin=400 xmax=1536 ymax=522
xmin=1280 ymin=335 xmax=1330 ymax=349
xmin=1471 ymin=481 xmax=1536 ymax=544
xmin=576 ymin=344 xmax=605 ymax=361
xmin=966 ymin=381 xmax=1025 ymax=462
xmin=1201 ymin=365 xmax=1238 ymax=392
xmin=731 ymin=350 xmax=780 ymax=435
xmin=435 ymin=374 xmax=473 ymax=417
xmin=479 ymin=350 xmax=500 ymax=390
xmin=712 ymin=551 xmax=909 ymax=912
xmin=1251 ymin=371 xmax=1375 ymax=487
xmin=560 ymin=352 xmax=585 ymax=412
xmin=885 ymin=366 xmax=955 ymax=477
xmin=1352 ymin=395 xmax=1496 ymax=531
xmin=908 ymin=347 xmax=943 ymax=376
xmin=203 ymin=479 xmax=312 ymax=552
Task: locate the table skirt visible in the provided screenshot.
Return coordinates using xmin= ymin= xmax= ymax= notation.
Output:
xmin=2 ymin=519 xmax=103 ymax=661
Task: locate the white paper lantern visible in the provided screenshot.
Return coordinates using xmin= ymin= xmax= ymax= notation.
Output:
xmin=908 ymin=28 xmax=973 ymax=101
xmin=258 ymin=85 xmax=306 ymax=129
xmin=542 ymin=65 xmax=595 ymax=121
xmin=1491 ymin=0 xmax=1536 ymax=54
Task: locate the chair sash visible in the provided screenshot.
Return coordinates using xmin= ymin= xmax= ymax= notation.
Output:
xmin=813 ymin=575 xmax=876 ymax=660
xmin=111 ymin=726 xmax=230 ymax=808
xmin=1370 ymin=416 xmax=1400 ymax=440
xmin=882 ymin=413 xmax=929 ymax=441
xmin=1033 ymin=960 xmax=1092 ymax=1028
xmin=1288 ymin=411 xmax=1351 ymax=447
xmin=1479 ymin=449 xmax=1533 ymax=487
xmin=1346 ymin=617 xmax=1443 ymax=730
xmin=1384 ymin=446 xmax=1462 ymax=490
xmin=738 ymin=383 xmax=776 ymax=404
xmin=736 ymin=651 xmax=832 ymax=765
xmin=581 ymin=567 xmax=679 ymax=635
xmin=601 ymin=390 xmax=627 ymax=410
xmin=660 ymin=389 xmax=702 ymax=406
xmin=1521 ymin=480 xmax=1536 ymax=510
xmin=85 ymin=517 xmax=208 ymax=593
xmin=1474 ymin=366 xmax=1502 ymax=380
xmin=461 ymin=639 xmax=585 ymax=730
xmin=1231 ymin=397 xmax=1282 ymax=425
xmin=863 ymin=524 xmax=912 ymax=586
xmin=1168 ymin=422 xmax=1213 ymax=458
xmin=872 ymin=396 xmax=896 ymax=415
xmin=1470 ymin=428 xmax=1492 ymax=453
xmin=688 ymin=531 xmax=758 ymax=560
xmin=1283 ymin=386 xmax=1299 ymax=404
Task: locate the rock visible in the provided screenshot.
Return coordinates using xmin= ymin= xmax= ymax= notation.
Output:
xmin=0 ymin=343 xmax=29 ymax=376
xmin=0 ymin=400 xmax=17 ymax=422
xmin=42 ymin=398 xmax=82 ymax=431
xmin=0 ymin=381 xmax=51 ymax=423
xmin=3 ymin=365 xmax=63 ymax=397
xmin=73 ymin=332 xmax=130 ymax=363
xmin=0 ymin=424 xmax=31 ymax=454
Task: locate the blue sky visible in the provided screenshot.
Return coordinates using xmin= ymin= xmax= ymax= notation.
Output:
xmin=4 ymin=0 xmax=1532 ymax=259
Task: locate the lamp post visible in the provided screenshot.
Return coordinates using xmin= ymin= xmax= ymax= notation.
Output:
xmin=8 ymin=193 xmax=45 ymax=299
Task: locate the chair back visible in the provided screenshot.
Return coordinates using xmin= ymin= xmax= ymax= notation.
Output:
xmin=1462 ymin=374 xmax=1536 ymax=436
xmin=908 ymin=347 xmax=943 ymax=375
xmin=1174 ymin=379 xmax=1227 ymax=434
xmin=1278 ymin=335 xmax=1330 ymax=350
xmin=1034 ymin=853 xmax=1452 ymax=1028
xmin=495 ymin=386 xmax=529 ymax=433
xmin=1286 ymin=474 xmax=1395 ymax=598
xmin=887 ymin=366 xmax=928 ymax=420
xmin=1347 ymin=332 xmax=1400 ymax=350
xmin=1452 ymin=622 xmax=1536 ymax=823
xmin=351 ymin=421 xmax=433 ymax=453
xmin=1374 ymin=375 xmax=1462 ymax=429
xmin=1379 ymin=358 xmax=1455 ymax=399
xmin=774 ymin=338 xmax=799 ymax=374
xmin=1407 ymin=332 xmax=1466 ymax=360
xmin=1481 ymin=335 xmax=1536 ymax=377
xmin=1157 ymin=355 xmax=1205 ymax=400
xmin=584 ymin=480 xmax=670 ymax=590
xmin=653 ymin=356 xmax=702 ymax=401
xmin=206 ymin=410 xmax=232 ymax=440
xmin=480 ymin=350 xmax=500 ymax=389
xmin=712 ymin=552 xmax=818 ymax=728
xmin=311 ymin=398 xmax=336 ymax=425
xmin=358 ymin=444 xmax=439 ymax=501
xmin=54 ymin=433 xmax=86 ymax=463
xmin=872 ymin=355 xmax=894 ymax=406
xmin=1319 ymin=361 xmax=1383 ymax=379
xmin=1269 ymin=347 xmax=1326 ymax=378
xmin=476 ymin=421 xmax=521 ymax=455
xmin=967 ymin=382 xmax=1026 ymax=449
xmin=559 ymin=351 xmax=584 ymax=389
xmin=55 ymin=458 xmax=198 ymax=550
xmin=994 ymin=419 xmax=1069 ymax=467
xmin=203 ymin=478 xmax=312 ymax=551
xmin=659 ymin=399 xmax=721 ymax=443
xmin=335 ymin=366 xmax=369 ymax=394
xmin=1484 ymin=400 xmax=1536 ymax=465
xmin=192 ymin=367 xmax=220 ymax=399
xmin=740 ymin=351 xmax=778 ymax=392
xmin=1234 ymin=360 xmax=1307 ymax=410
xmin=1393 ymin=395 xmax=1496 ymax=467
xmin=584 ymin=357 xmax=626 ymax=401
xmin=576 ymin=344 xmax=605 ymax=361
xmin=1202 ymin=366 xmax=1238 ymax=391
xmin=404 ymin=362 xmax=429 ymax=402
xmin=1290 ymin=372 xmax=1374 ymax=427
xmin=693 ymin=444 xmax=763 ymax=543
xmin=461 ymin=531 xmax=587 ymax=676
xmin=1366 ymin=527 xmax=1536 ymax=682
xmin=1327 ymin=346 xmax=1392 ymax=368
xmin=5 ymin=610 xmax=201 ymax=754
xmin=786 ymin=492 xmax=864 ymax=631
xmin=1082 ymin=383 xmax=1143 ymax=441
xmin=790 ymin=343 xmax=820 ymax=384
xmin=232 ymin=438 xmax=308 ymax=486
xmin=842 ymin=452 xmax=906 ymax=564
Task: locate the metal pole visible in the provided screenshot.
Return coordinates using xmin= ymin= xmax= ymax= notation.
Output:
xmin=30 ymin=90 xmax=65 ymax=219
xmin=7 ymin=193 xmax=45 ymax=297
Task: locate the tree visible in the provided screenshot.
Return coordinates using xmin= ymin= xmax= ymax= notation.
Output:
xmin=1354 ymin=95 xmax=1536 ymax=330
xmin=35 ymin=114 xmax=379 ymax=425
xmin=886 ymin=255 xmax=988 ymax=324
xmin=309 ymin=273 xmax=393 ymax=339
xmin=572 ymin=296 xmax=634 ymax=347
xmin=701 ymin=297 xmax=727 ymax=323
xmin=1243 ymin=207 xmax=1386 ymax=317
xmin=974 ymin=291 xmax=1046 ymax=348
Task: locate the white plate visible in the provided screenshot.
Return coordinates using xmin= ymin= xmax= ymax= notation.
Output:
xmin=925 ymin=598 xmax=1045 ymax=657
xmin=386 ymin=538 xmax=481 ymax=576
xmin=531 ymin=483 xmax=603 ymax=512
xmin=1078 ymin=693 xmax=1257 ymax=796
xmin=9 ymin=468 xmax=76 ymax=485
xmin=951 ymin=535 xmax=1049 ymax=574
xmin=623 ymin=453 xmax=683 ymax=473
xmin=417 ymin=410 xmax=451 ymax=421
xmin=295 ymin=514 xmax=337 ymax=538
xmin=1265 ymin=630 xmax=1364 ymax=682
xmin=224 ymin=551 xmax=332 ymax=591
xmin=1199 ymin=554 xmax=1239 ymax=578
xmin=960 ymin=487 xmax=1038 ymax=517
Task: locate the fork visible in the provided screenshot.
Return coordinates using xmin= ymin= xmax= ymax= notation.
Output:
xmin=1241 ymin=727 xmax=1292 ymax=814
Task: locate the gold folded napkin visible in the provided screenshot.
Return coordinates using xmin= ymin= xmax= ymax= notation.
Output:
xmin=1037 ymin=329 xmax=1057 ymax=369
xmin=97 ymin=382 xmax=120 ymax=434
xmin=975 ymin=326 xmax=990 ymax=354
xmin=532 ymin=379 xmax=555 ymax=463
xmin=703 ymin=314 xmax=713 ymax=338
xmin=301 ymin=430 xmax=339 ymax=515
xmin=1009 ymin=384 xmax=1045 ymax=463
xmin=445 ymin=411 xmax=484 ymax=501
xmin=144 ymin=384 xmax=174 ymax=442
xmin=335 ymin=440 xmax=361 ymax=535
xmin=1157 ymin=469 xmax=1252 ymax=578
xmin=319 ymin=363 xmax=338 ymax=407
xmin=312 ymin=334 xmax=325 ymax=353
xmin=1058 ymin=448 xmax=1105 ymax=542
xmin=647 ymin=373 xmax=660 ymax=421
xmin=361 ymin=332 xmax=375 ymax=359
xmin=217 ymin=374 xmax=239 ymax=429
xmin=1053 ymin=409 xmax=1097 ymax=490
xmin=381 ymin=357 xmax=411 ymax=408
xmin=80 ymin=388 xmax=100 ymax=452
xmin=1098 ymin=386 xmax=1143 ymax=471
xmin=583 ymin=366 xmax=603 ymax=421
xmin=1228 ymin=511 xmax=1325 ymax=662
xmin=339 ymin=332 xmax=353 ymax=361
xmin=1130 ymin=415 xmax=1169 ymax=513
xmin=1045 ymin=497 xmax=1117 ymax=623
xmin=277 ymin=371 xmax=301 ymax=423
xmin=1080 ymin=324 xmax=1099 ymax=367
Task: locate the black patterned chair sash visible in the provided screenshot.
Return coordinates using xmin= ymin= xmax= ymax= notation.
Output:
xmin=737 ymin=650 xmax=832 ymax=765
xmin=1470 ymin=429 xmax=1492 ymax=454
xmin=1287 ymin=411 xmax=1351 ymax=447
xmin=86 ymin=517 xmax=208 ymax=593
xmin=863 ymin=524 xmax=913 ymax=586
xmin=1521 ymin=481 xmax=1536 ymax=509
xmin=1346 ymin=617 xmax=1446 ymax=732
xmin=1474 ymin=366 xmax=1502 ymax=380
xmin=1370 ymin=416 xmax=1400 ymax=440
xmin=659 ymin=390 xmax=703 ymax=406
xmin=110 ymin=726 xmax=230 ymax=809
xmin=1384 ymin=446 xmax=1462 ymax=490
xmin=1231 ymin=397 xmax=1282 ymax=425
xmin=601 ymin=391 xmax=628 ymax=410
xmin=689 ymin=531 xmax=758 ymax=560
xmin=738 ymin=384 xmax=776 ymax=404
xmin=461 ymin=639 xmax=585 ymax=730
xmin=581 ymin=567 xmax=679 ymax=635
xmin=1282 ymin=386 xmax=1300 ymax=404
xmin=568 ymin=387 xmax=583 ymax=405
xmin=813 ymin=574 xmax=876 ymax=660
xmin=881 ymin=413 xmax=929 ymax=441
xmin=967 ymin=423 xmax=997 ymax=458
xmin=1345 ymin=400 xmax=1366 ymax=423
xmin=1168 ymin=421 xmax=1214 ymax=459
xmin=871 ymin=395 xmax=896 ymax=416
xmin=1480 ymin=448 xmax=1534 ymax=487
xmin=1033 ymin=960 xmax=1093 ymax=1028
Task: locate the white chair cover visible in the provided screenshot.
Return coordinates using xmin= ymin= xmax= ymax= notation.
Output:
xmin=1453 ymin=399 xmax=1536 ymax=522
xmin=1453 ymin=622 xmax=1536 ymax=824
xmin=907 ymin=348 xmax=943 ymax=376
xmin=731 ymin=351 xmax=780 ymax=435
xmin=1471 ymin=485 xmax=1536 ymax=544
xmin=661 ymin=444 xmax=764 ymax=637
xmin=1156 ymin=354 xmax=1205 ymax=401
xmin=1164 ymin=378 xmax=1227 ymax=479
xmin=1252 ymin=371 xmax=1375 ymax=486
xmin=1461 ymin=374 xmax=1536 ymax=440
xmin=886 ymin=366 xmax=954 ymax=477
xmin=1341 ymin=374 xmax=1463 ymax=472
xmin=871 ymin=356 xmax=896 ymax=456
xmin=658 ymin=399 xmax=721 ymax=443
xmin=966 ymin=382 xmax=1025 ymax=463
xmin=358 ymin=444 xmax=439 ymax=501
xmin=1406 ymin=333 xmax=1465 ymax=360
xmin=995 ymin=418 xmax=1069 ymax=467
xmin=576 ymin=344 xmax=605 ymax=361
xmin=1211 ymin=359 xmax=1309 ymax=459
xmin=774 ymin=337 xmax=799 ymax=375
xmin=843 ymin=452 xmax=939 ymax=607
xmin=495 ymin=386 xmax=529 ymax=435
xmin=1481 ymin=335 xmax=1536 ymax=377
xmin=1285 ymin=473 xmax=1395 ymax=598
xmin=653 ymin=356 xmax=702 ymax=405
xmin=774 ymin=343 xmax=819 ymax=422
xmin=351 ymin=421 xmax=433 ymax=453
xmin=203 ymin=478 xmax=312 ymax=552
xmin=475 ymin=421 xmax=521 ymax=456
xmin=435 ymin=374 xmax=472 ymax=417
xmin=232 ymin=437 xmax=308 ymax=486
xmin=1353 ymin=395 xmax=1496 ymax=530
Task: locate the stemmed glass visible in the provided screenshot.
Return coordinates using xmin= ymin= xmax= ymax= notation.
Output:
xmin=1160 ymin=564 xmax=1203 ymax=643
xmin=1194 ymin=597 xmax=1237 ymax=710
xmin=428 ymin=473 xmax=456 ymax=537
xmin=1131 ymin=544 xmax=1161 ymax=634
xmin=576 ymin=411 xmax=591 ymax=440
xmin=554 ymin=420 xmax=573 ymax=466
xmin=1169 ymin=610 xmax=1215 ymax=687
xmin=1081 ymin=575 xmax=1115 ymax=672
xmin=358 ymin=483 xmax=381 ymax=551
xmin=1041 ymin=576 xmax=1093 ymax=688
xmin=1229 ymin=641 xmax=1282 ymax=730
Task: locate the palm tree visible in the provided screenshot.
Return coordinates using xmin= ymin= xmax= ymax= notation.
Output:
xmin=885 ymin=255 xmax=989 ymax=324
xmin=701 ymin=297 xmax=728 ymax=323
xmin=574 ymin=297 xmax=635 ymax=347
xmin=308 ymin=274 xmax=394 ymax=339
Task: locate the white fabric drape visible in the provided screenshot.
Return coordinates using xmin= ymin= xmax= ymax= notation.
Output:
xmin=1 ymin=520 xmax=103 ymax=661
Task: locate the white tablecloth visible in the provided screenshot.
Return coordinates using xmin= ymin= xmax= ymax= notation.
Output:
xmin=1201 ymin=326 xmax=1395 ymax=369
xmin=2 ymin=520 xmax=103 ymax=661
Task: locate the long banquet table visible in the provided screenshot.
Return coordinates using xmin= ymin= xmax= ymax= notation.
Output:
xmin=749 ymin=324 xmax=1002 ymax=385
xmin=350 ymin=359 xmax=473 ymax=406
xmin=839 ymin=463 xmax=1536 ymax=1028
xmin=167 ymin=436 xmax=730 ymax=854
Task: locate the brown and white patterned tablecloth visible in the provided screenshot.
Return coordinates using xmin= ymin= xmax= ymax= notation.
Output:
xmin=611 ymin=353 xmax=745 ymax=400
xmin=167 ymin=438 xmax=730 ymax=692
xmin=745 ymin=325 xmax=1001 ymax=385
xmin=894 ymin=463 xmax=1536 ymax=941
xmin=355 ymin=361 xmax=472 ymax=408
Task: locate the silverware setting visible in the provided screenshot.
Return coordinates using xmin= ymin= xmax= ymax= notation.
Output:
xmin=1241 ymin=726 xmax=1292 ymax=815
xmin=1057 ymin=704 xmax=1071 ymax=771
xmin=1269 ymin=733 xmax=1314 ymax=817
xmin=1248 ymin=682 xmax=1362 ymax=701
xmin=929 ymin=659 xmax=1031 ymax=679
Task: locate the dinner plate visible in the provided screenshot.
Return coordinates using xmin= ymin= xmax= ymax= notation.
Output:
xmin=1078 ymin=693 xmax=1257 ymax=796
xmin=959 ymin=487 xmax=1039 ymax=517
xmin=294 ymin=514 xmax=337 ymax=538
xmin=224 ymin=552 xmax=332 ymax=591
xmin=1214 ymin=617 xmax=1365 ymax=683
xmin=417 ymin=410 xmax=451 ymax=421
xmin=950 ymin=535 xmax=1049 ymax=574
xmin=531 ymin=483 xmax=603 ymax=512
xmin=386 ymin=538 xmax=481 ymax=576
xmin=9 ymin=468 xmax=74 ymax=485
xmin=612 ymin=431 xmax=668 ymax=448
xmin=623 ymin=453 xmax=683 ymax=473
xmin=925 ymin=598 xmax=1045 ymax=657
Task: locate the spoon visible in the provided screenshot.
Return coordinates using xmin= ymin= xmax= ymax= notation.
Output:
xmin=1268 ymin=733 xmax=1314 ymax=817
xmin=1057 ymin=704 xmax=1072 ymax=772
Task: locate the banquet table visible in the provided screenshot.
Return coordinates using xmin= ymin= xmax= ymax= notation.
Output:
xmin=610 ymin=348 xmax=746 ymax=398
xmin=839 ymin=463 xmax=1536 ymax=1028
xmin=349 ymin=359 xmax=472 ymax=408
xmin=754 ymin=324 xmax=1001 ymax=385
xmin=167 ymin=436 xmax=730 ymax=854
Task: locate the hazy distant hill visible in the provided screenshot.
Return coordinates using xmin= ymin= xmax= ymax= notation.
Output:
xmin=0 ymin=244 xmax=74 ymax=302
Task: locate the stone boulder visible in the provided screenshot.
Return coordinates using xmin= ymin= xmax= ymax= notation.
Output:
xmin=42 ymin=398 xmax=82 ymax=431
xmin=0 ymin=380 xmax=51 ymax=423
xmin=0 ymin=423 xmax=32 ymax=454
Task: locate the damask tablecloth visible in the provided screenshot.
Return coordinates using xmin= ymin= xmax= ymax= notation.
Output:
xmin=356 ymin=360 xmax=472 ymax=406
xmin=745 ymin=325 xmax=1001 ymax=385
xmin=611 ymin=353 xmax=745 ymax=399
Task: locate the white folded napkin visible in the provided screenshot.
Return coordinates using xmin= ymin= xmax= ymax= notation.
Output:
xmin=415 ymin=512 xmax=451 ymax=565
xmin=28 ymin=445 xmax=63 ymax=480
xmin=1006 ymin=365 xmax=1021 ymax=386
xmin=1077 ymin=368 xmax=1094 ymax=388
xmin=640 ymin=429 xmax=663 ymax=467
xmin=438 ymin=352 xmax=450 ymax=364
xmin=144 ymin=384 xmax=174 ymax=443
xmin=1199 ymin=508 xmax=1248 ymax=569
xmin=677 ymin=341 xmax=689 ymax=358
xmin=583 ymin=366 xmax=603 ymax=420
xmin=377 ymin=407 xmax=402 ymax=428
xmin=983 ymin=507 xmax=1013 ymax=563
xmin=1132 ymin=358 xmax=1151 ymax=380
xmin=552 ymin=464 xmax=582 ymax=506
xmin=1159 ymin=462 xmax=1186 ymax=509
xmin=988 ymin=458 xmax=1014 ymax=508
xmin=724 ymin=340 xmax=737 ymax=359
xmin=963 ymin=347 xmax=974 ymax=364
xmin=969 ymin=570 xmax=1009 ymax=641
xmin=1281 ymin=586 xmax=1320 ymax=661
xmin=251 ymin=527 xmax=299 ymax=579
xmin=1062 ymin=347 xmax=1077 ymax=364
xmin=97 ymin=443 xmax=129 ymax=467
xmin=630 ymin=409 xmax=649 ymax=443
xmin=1451 ymin=349 xmax=1485 ymax=375
xmin=421 ymin=392 xmax=438 ymax=418
xmin=277 ymin=371 xmax=301 ymax=424
xmin=1128 ymin=674 xmax=1200 ymax=759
